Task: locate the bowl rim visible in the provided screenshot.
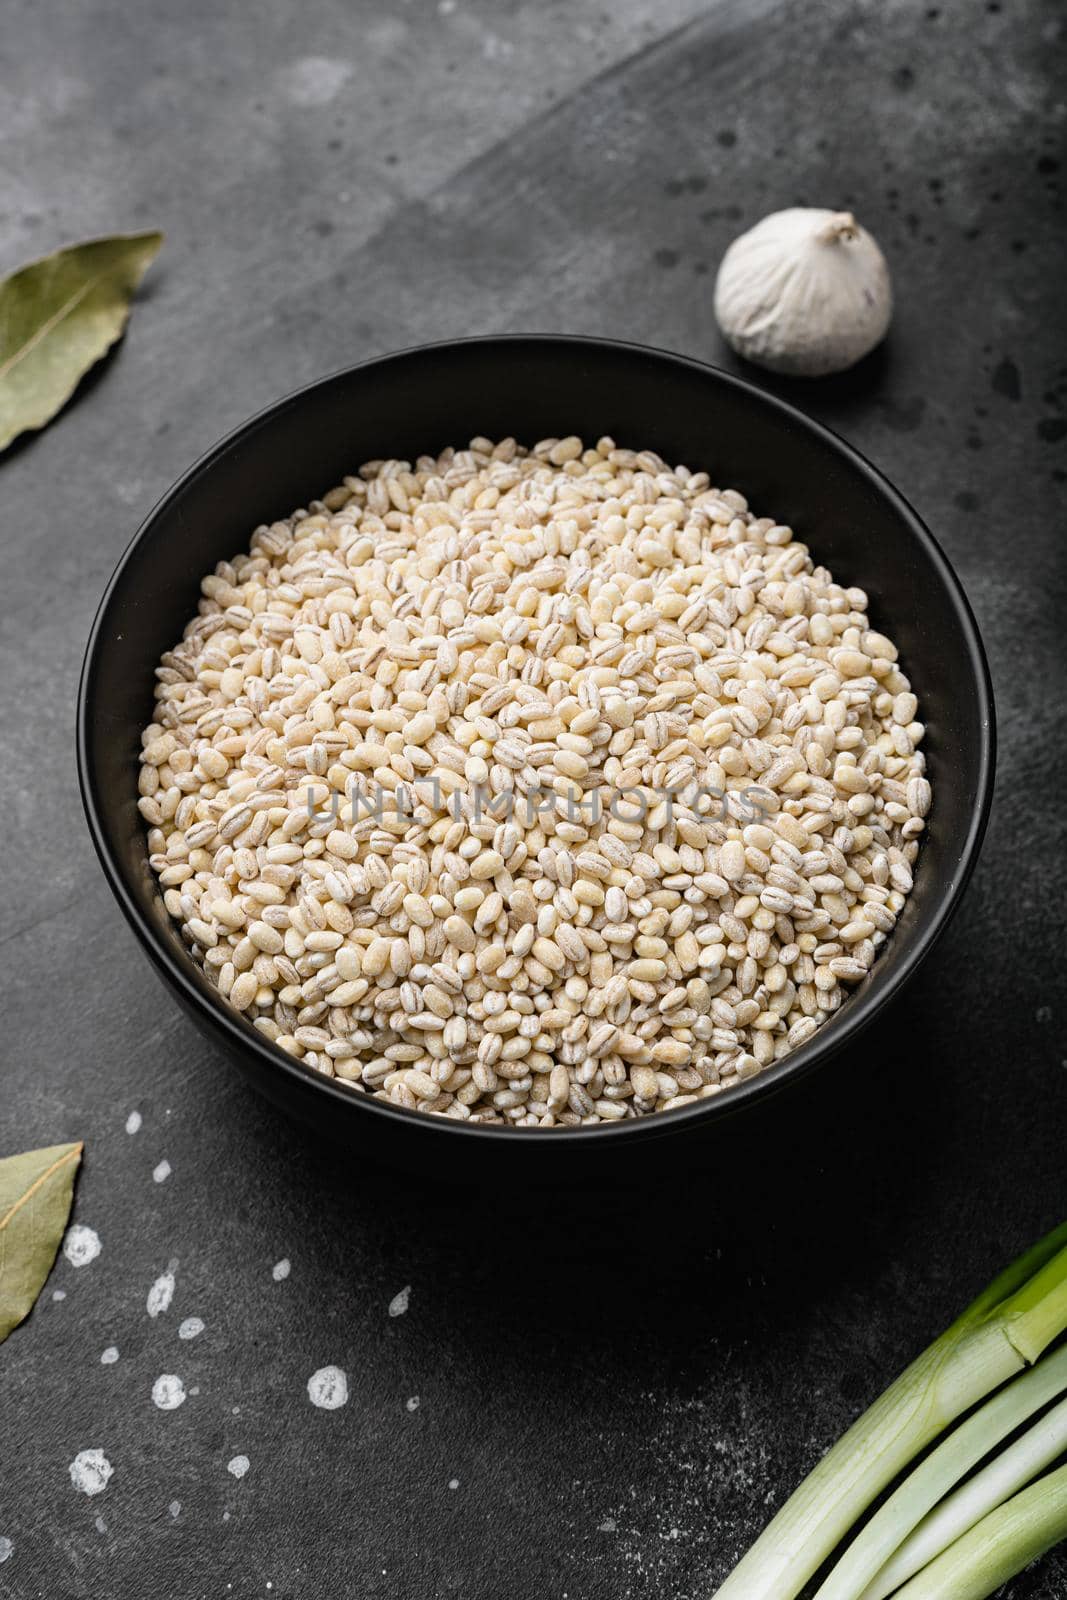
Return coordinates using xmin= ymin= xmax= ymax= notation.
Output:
xmin=77 ymin=332 xmax=996 ymax=1147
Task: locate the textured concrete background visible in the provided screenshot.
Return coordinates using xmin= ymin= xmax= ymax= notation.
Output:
xmin=1 ymin=0 xmax=1065 ymax=1596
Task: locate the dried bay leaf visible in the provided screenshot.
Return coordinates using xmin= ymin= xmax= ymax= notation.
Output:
xmin=0 ymin=231 xmax=163 ymax=453
xmin=0 ymin=1141 xmax=83 ymax=1342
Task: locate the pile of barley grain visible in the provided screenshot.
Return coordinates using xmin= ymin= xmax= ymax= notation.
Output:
xmin=139 ymin=435 xmax=929 ymax=1126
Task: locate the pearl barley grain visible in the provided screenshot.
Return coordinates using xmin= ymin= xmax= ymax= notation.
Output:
xmin=141 ymin=435 xmax=929 ymax=1127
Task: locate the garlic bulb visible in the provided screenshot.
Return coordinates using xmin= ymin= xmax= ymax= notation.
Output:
xmin=714 ymin=208 xmax=892 ymax=377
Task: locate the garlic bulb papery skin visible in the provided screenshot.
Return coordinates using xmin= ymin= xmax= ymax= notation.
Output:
xmin=714 ymin=208 xmax=892 ymax=377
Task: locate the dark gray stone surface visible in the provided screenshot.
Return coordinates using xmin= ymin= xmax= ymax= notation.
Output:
xmin=1 ymin=0 xmax=1065 ymax=1596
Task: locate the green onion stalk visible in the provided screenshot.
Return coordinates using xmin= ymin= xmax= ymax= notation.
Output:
xmin=858 ymin=1384 xmax=1067 ymax=1598
xmin=713 ymin=1221 xmax=1067 ymax=1600
xmin=822 ymin=1342 xmax=1067 ymax=1600
xmin=889 ymin=1463 xmax=1067 ymax=1600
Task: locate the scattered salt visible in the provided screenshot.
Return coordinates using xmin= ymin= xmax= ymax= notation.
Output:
xmin=152 ymin=1375 xmax=186 ymax=1411
xmin=307 ymin=1366 xmax=348 ymax=1410
xmin=63 ymin=1225 xmax=102 ymax=1268
xmin=147 ymin=1268 xmax=176 ymax=1318
xmin=69 ymin=1450 xmax=113 ymax=1496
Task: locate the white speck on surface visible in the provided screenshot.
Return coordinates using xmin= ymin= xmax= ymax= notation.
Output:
xmin=232 ymin=1406 xmax=240 ymax=1415
xmin=0 ymin=1536 xmax=12 ymax=1564
xmin=147 ymin=1270 xmax=176 ymax=1318
xmin=364 ymin=16 xmax=407 ymax=51
xmin=151 ymin=1374 xmax=186 ymax=1411
xmin=125 ymin=1110 xmax=142 ymax=1134
xmin=70 ymin=1450 xmax=113 ymax=1496
xmin=223 ymin=1512 xmax=231 ymax=1523
xmin=228 ymin=1456 xmax=250 ymax=1479
xmin=271 ymin=1258 xmax=291 ymax=1281
xmin=405 ymin=1396 xmax=420 ymax=1412
xmin=94 ymin=1517 xmax=107 ymax=1535
xmin=439 ymin=0 xmax=456 ymax=12
xmin=307 ymin=1366 xmax=348 ymax=1410
xmin=599 ymin=1517 xmax=617 ymax=1533
xmin=153 ymin=1160 xmax=171 ymax=1184
xmin=448 ymin=1478 xmax=460 ymax=1491
xmin=63 ymin=1225 xmax=102 ymax=1268
xmin=178 ymin=1317 xmax=204 ymax=1340
xmin=277 ymin=56 xmax=353 ymax=107
xmin=52 ymin=1289 xmax=66 ymax=1301
xmin=100 ymin=1347 xmax=119 ymax=1365
xmin=169 ymin=1501 xmax=181 ymax=1519
xmin=481 ymin=31 xmax=514 ymax=61
xmin=388 ymin=1285 xmax=411 ymax=1317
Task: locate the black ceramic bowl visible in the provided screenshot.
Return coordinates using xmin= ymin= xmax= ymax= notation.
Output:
xmin=78 ymin=336 xmax=994 ymax=1175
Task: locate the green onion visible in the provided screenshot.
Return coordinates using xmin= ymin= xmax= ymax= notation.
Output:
xmin=860 ymin=1388 xmax=1067 ymax=1598
xmin=819 ymin=1342 xmax=1067 ymax=1600
xmin=713 ymin=1221 xmax=1067 ymax=1600
xmin=888 ymin=1462 xmax=1067 ymax=1600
